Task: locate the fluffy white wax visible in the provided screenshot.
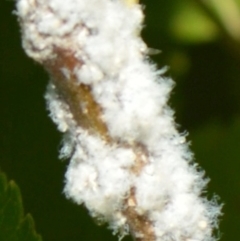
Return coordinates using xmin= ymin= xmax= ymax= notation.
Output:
xmin=16 ymin=0 xmax=222 ymax=240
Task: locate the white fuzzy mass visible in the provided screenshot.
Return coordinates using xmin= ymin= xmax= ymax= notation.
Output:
xmin=16 ymin=0 xmax=222 ymax=240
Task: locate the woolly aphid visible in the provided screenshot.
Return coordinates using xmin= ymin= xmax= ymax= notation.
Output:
xmin=16 ymin=0 xmax=222 ymax=241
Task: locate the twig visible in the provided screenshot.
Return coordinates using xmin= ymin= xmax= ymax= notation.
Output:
xmin=16 ymin=0 xmax=222 ymax=240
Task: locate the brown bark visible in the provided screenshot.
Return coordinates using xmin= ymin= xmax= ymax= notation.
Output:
xmin=43 ymin=48 xmax=156 ymax=241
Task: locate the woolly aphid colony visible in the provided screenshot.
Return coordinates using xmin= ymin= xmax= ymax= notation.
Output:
xmin=16 ymin=0 xmax=222 ymax=240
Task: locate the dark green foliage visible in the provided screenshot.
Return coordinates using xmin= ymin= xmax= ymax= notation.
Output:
xmin=0 ymin=172 xmax=42 ymax=241
xmin=190 ymin=119 xmax=240 ymax=241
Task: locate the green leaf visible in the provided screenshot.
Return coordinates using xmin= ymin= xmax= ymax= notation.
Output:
xmin=0 ymin=171 xmax=42 ymax=241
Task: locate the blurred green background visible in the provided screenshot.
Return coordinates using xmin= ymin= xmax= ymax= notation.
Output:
xmin=1 ymin=0 xmax=240 ymax=240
